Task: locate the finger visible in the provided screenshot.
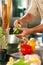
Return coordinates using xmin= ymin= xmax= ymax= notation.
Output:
xmin=14 ymin=21 xmax=16 ymax=27
xmin=15 ymin=34 xmax=22 ymax=38
xmin=15 ymin=34 xmax=24 ymax=38
xmin=14 ymin=20 xmax=18 ymax=26
xmin=15 ymin=32 xmax=26 ymax=38
xmin=14 ymin=22 xmax=18 ymax=28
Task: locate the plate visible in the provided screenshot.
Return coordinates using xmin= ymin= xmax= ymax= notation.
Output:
xmin=11 ymin=52 xmax=22 ymax=58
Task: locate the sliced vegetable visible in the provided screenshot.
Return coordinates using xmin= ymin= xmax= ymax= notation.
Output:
xmin=13 ymin=28 xmax=20 ymax=34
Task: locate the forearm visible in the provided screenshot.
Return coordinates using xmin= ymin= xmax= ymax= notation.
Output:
xmin=19 ymin=13 xmax=35 ymax=24
xmin=28 ymin=24 xmax=43 ymax=34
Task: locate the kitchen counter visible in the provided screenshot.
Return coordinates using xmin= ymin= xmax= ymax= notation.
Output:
xmin=0 ymin=45 xmax=43 ymax=65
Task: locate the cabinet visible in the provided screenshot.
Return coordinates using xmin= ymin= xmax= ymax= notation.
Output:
xmin=12 ymin=0 xmax=29 ymax=17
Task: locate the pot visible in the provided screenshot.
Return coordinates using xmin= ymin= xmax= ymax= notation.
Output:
xmin=7 ymin=34 xmax=20 ymax=44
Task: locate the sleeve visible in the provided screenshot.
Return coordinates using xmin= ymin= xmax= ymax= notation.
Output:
xmin=41 ymin=19 xmax=43 ymax=24
xmin=26 ymin=0 xmax=38 ymax=16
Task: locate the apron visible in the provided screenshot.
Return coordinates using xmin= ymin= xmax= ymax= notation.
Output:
xmin=34 ymin=0 xmax=43 ymax=61
xmin=35 ymin=0 xmax=43 ymax=44
xmin=34 ymin=0 xmax=43 ymax=19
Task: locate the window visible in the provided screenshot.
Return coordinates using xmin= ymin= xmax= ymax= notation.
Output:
xmin=12 ymin=0 xmax=28 ymax=17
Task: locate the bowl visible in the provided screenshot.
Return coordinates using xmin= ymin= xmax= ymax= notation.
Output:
xmin=7 ymin=34 xmax=20 ymax=44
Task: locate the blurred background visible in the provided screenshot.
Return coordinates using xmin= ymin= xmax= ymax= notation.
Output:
xmin=0 ymin=1 xmax=43 ymax=64
xmin=0 ymin=0 xmax=41 ymax=28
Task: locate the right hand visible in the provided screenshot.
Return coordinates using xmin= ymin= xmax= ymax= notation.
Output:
xmin=14 ymin=19 xmax=22 ymax=28
xmin=15 ymin=28 xmax=32 ymax=38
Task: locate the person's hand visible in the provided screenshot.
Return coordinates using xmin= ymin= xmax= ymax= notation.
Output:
xmin=15 ymin=28 xmax=32 ymax=38
xmin=14 ymin=19 xmax=22 ymax=28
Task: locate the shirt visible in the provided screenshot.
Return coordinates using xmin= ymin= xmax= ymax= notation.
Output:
xmin=26 ymin=0 xmax=43 ymax=24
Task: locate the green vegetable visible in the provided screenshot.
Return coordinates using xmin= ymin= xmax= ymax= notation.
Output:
xmin=13 ymin=28 xmax=20 ymax=34
xmin=0 ymin=27 xmax=4 ymax=37
xmin=0 ymin=27 xmax=4 ymax=42
xmin=0 ymin=27 xmax=8 ymax=47
xmin=13 ymin=62 xmax=30 ymax=65
xmin=13 ymin=57 xmax=30 ymax=65
xmin=19 ymin=57 xmax=24 ymax=63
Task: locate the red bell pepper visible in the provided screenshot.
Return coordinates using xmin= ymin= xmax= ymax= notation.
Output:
xmin=20 ymin=43 xmax=33 ymax=55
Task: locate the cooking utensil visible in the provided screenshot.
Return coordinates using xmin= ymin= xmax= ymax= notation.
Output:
xmin=7 ymin=34 xmax=20 ymax=44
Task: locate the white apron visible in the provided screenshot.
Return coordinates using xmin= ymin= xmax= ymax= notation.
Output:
xmin=26 ymin=0 xmax=43 ymax=24
xmin=35 ymin=0 xmax=43 ymax=23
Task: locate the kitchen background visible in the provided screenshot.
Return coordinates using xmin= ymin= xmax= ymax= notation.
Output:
xmin=0 ymin=1 xmax=43 ymax=64
xmin=0 ymin=0 xmax=41 ymax=28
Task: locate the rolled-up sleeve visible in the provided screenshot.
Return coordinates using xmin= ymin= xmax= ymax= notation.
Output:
xmin=26 ymin=0 xmax=38 ymax=16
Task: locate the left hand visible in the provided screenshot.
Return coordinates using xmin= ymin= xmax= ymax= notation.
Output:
xmin=15 ymin=28 xmax=31 ymax=38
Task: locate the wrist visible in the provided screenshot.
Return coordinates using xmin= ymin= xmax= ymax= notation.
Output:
xmin=28 ymin=28 xmax=34 ymax=34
